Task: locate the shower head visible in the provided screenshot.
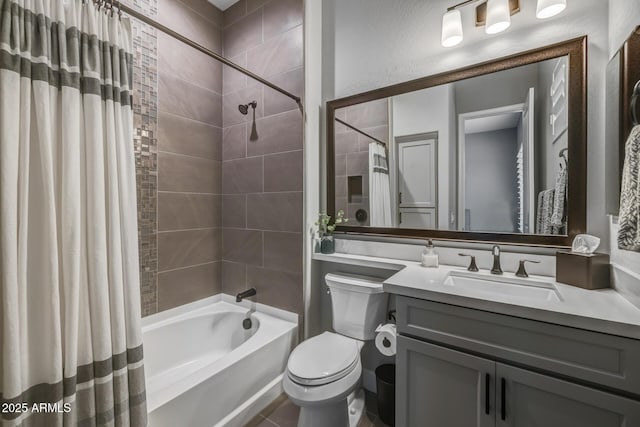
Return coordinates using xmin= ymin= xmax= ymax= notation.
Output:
xmin=238 ymin=101 xmax=257 ymax=115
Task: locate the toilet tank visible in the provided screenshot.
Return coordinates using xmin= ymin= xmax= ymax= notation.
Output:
xmin=325 ymin=273 xmax=389 ymax=341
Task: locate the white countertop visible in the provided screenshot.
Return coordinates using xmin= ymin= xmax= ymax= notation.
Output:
xmin=313 ymin=252 xmax=640 ymax=340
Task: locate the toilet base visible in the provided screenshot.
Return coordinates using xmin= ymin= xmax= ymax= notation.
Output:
xmin=296 ymin=389 xmax=364 ymax=427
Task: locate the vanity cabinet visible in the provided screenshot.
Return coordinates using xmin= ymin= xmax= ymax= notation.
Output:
xmin=396 ymin=296 xmax=640 ymax=427
xmin=396 ymin=336 xmax=494 ymax=427
xmin=397 ymin=337 xmax=640 ymax=427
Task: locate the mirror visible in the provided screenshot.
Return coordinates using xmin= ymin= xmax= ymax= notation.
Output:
xmin=327 ymin=38 xmax=586 ymax=246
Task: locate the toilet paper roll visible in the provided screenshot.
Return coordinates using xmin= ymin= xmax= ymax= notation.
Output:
xmin=375 ymin=323 xmax=397 ymax=356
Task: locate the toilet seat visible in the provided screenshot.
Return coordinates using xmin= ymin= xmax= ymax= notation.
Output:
xmin=287 ymin=332 xmax=360 ymax=386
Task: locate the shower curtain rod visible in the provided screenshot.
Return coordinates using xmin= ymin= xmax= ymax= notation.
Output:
xmin=118 ymin=3 xmax=303 ymax=111
xmin=335 ymin=117 xmax=386 ymax=146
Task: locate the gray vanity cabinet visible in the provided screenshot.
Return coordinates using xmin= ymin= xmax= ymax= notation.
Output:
xmin=496 ymin=363 xmax=640 ymax=427
xmin=396 ymin=296 xmax=640 ymax=427
xmin=396 ymin=336 xmax=495 ymax=427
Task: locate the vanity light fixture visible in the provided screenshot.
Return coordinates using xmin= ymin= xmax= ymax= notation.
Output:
xmin=441 ymin=0 xmax=566 ymax=47
xmin=485 ymin=0 xmax=511 ymax=34
xmin=441 ymin=9 xmax=464 ymax=47
xmin=536 ymin=0 xmax=566 ymax=19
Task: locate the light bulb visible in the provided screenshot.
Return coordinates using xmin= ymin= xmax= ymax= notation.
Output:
xmin=441 ymin=9 xmax=463 ymax=47
xmin=485 ymin=0 xmax=511 ymax=34
xmin=536 ymin=0 xmax=566 ymax=19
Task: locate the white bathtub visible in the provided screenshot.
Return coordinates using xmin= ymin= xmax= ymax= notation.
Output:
xmin=142 ymin=294 xmax=298 ymax=427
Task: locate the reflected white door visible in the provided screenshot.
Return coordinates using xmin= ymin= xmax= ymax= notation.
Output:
xmin=397 ymin=137 xmax=437 ymax=228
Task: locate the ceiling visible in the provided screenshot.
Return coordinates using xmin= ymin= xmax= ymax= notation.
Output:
xmin=207 ymin=0 xmax=240 ymax=11
xmin=464 ymin=111 xmax=522 ymax=134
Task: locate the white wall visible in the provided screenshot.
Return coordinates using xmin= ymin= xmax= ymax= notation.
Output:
xmin=323 ymin=0 xmax=610 ymax=249
xmin=304 ymin=0 xmax=323 ymax=338
xmin=609 ymin=0 xmax=640 ymax=57
xmin=391 ymin=85 xmax=454 ymax=229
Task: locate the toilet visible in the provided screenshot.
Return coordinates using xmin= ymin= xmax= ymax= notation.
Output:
xmin=283 ymin=273 xmax=388 ymax=427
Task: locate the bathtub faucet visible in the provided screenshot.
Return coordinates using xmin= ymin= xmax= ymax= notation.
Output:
xmin=236 ymin=288 xmax=257 ymax=303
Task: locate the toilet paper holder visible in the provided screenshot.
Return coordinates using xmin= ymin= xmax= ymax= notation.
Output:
xmin=383 ymin=310 xmax=396 ymax=347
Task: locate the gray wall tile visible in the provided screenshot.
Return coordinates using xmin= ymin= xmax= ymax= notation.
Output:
xmin=247 ymin=192 xmax=302 ymax=232
xmin=224 ymin=9 xmax=263 ymax=57
xmin=263 ymin=67 xmax=303 ymax=116
xmin=158 ymin=228 xmax=221 ymax=271
xmin=158 ymin=152 xmax=221 ymax=194
xmin=158 ymin=192 xmax=221 ymax=230
xmin=159 ymin=72 xmax=223 ymax=126
xmin=158 ymin=0 xmax=223 ymax=53
xmin=223 ymin=53 xmax=249 ymax=95
xmin=223 ymin=0 xmax=247 ymax=27
xmin=247 ymin=110 xmax=302 ymax=156
xmin=263 ymin=0 xmax=303 ymax=40
xmin=178 ymin=0 xmax=224 ymax=28
xmin=220 ymin=0 xmax=303 ymax=316
xmin=223 ymin=84 xmax=264 ymax=128
xmin=264 ymin=150 xmax=303 ymax=192
xmin=346 ymin=151 xmax=369 ymax=176
xmin=246 ymin=25 xmax=303 ymax=78
xmin=158 ymin=262 xmax=221 ymax=311
xmin=346 ymin=98 xmax=389 ymax=129
xmin=222 ymin=194 xmax=247 ymax=228
xmin=335 ymin=154 xmax=347 ymax=175
xmin=246 ymin=266 xmax=302 ymax=314
xmin=246 ymin=0 xmax=268 ymax=13
xmin=158 ymin=111 xmax=222 ymax=160
xmin=263 ymin=231 xmax=302 ymax=273
xmin=222 ymin=261 xmax=247 ymax=295
xmin=157 ymin=0 xmax=222 ymax=53
xmin=335 ymin=130 xmax=359 ymax=155
xmin=158 ymin=31 xmax=223 ymax=94
xmin=223 ymin=228 xmax=263 ymax=265
xmin=222 ymin=156 xmax=263 ymax=193
xmin=222 ymin=123 xmax=247 ymax=160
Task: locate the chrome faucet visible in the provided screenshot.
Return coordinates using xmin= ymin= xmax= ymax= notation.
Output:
xmin=236 ymin=288 xmax=257 ymax=302
xmin=491 ymin=245 xmax=503 ymax=275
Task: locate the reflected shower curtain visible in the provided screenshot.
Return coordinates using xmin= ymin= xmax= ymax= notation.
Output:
xmin=369 ymin=143 xmax=393 ymax=227
xmin=0 ymin=1 xmax=147 ymax=425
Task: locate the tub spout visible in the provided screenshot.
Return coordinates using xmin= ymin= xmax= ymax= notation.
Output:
xmin=236 ymin=288 xmax=257 ymax=303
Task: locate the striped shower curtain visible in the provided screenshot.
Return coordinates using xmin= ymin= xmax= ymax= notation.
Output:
xmin=0 ymin=1 xmax=147 ymax=425
xmin=369 ymin=142 xmax=393 ymax=227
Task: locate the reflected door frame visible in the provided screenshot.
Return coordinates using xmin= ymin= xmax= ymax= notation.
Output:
xmin=457 ymin=103 xmax=525 ymax=232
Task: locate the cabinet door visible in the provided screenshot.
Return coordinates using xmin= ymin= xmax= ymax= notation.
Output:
xmin=397 ymin=336 xmax=495 ymax=427
xmin=496 ymin=363 xmax=640 ymax=427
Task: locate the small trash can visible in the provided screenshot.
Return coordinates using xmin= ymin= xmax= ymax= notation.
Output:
xmin=375 ymin=364 xmax=396 ymax=426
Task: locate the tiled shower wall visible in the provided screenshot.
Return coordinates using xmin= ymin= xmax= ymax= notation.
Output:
xmin=335 ymin=99 xmax=390 ymax=226
xmin=155 ymin=0 xmax=224 ymax=313
xmin=128 ymin=0 xmax=225 ymax=316
xmin=220 ymin=0 xmax=305 ymax=315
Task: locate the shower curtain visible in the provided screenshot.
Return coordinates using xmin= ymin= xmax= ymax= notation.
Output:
xmin=369 ymin=142 xmax=393 ymax=227
xmin=0 ymin=1 xmax=147 ymax=425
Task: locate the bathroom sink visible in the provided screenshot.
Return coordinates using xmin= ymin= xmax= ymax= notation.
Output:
xmin=443 ymin=271 xmax=561 ymax=302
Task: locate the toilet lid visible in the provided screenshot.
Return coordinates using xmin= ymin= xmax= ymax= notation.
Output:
xmin=287 ymin=332 xmax=360 ymax=386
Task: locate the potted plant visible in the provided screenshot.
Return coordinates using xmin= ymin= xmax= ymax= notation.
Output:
xmin=315 ymin=210 xmax=347 ymax=254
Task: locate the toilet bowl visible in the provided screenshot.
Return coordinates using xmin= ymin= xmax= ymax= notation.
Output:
xmin=283 ymin=273 xmax=388 ymax=427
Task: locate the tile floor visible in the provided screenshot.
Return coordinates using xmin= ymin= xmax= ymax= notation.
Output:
xmin=245 ymin=391 xmax=391 ymax=427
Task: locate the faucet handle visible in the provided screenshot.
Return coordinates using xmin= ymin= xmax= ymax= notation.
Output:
xmin=516 ymin=260 xmax=541 ymax=278
xmin=458 ymin=253 xmax=479 ymax=272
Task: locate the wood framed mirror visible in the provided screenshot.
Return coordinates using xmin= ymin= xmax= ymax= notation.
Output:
xmin=326 ymin=37 xmax=587 ymax=247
